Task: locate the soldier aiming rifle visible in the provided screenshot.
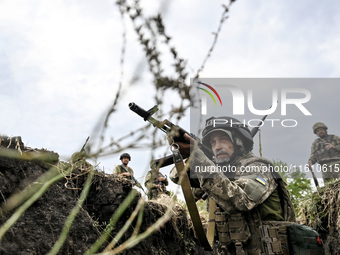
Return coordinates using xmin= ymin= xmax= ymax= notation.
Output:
xmin=129 ymin=102 xmax=324 ymax=255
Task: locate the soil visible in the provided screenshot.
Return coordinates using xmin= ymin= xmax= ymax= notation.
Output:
xmin=0 ymin=136 xmax=208 ymax=255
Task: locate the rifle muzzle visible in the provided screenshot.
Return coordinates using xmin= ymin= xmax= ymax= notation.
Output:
xmin=129 ymin=102 xmax=158 ymax=121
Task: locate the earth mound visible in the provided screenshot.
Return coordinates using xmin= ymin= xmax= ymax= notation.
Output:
xmin=0 ymin=136 xmax=207 ymax=254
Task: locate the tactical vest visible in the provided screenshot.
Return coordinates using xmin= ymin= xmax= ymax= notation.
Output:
xmin=214 ymin=156 xmax=296 ymax=255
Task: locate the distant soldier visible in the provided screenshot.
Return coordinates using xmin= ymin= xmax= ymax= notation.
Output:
xmin=308 ymin=122 xmax=340 ymax=182
xmin=114 ymin=153 xmax=134 ymax=180
xmin=144 ymin=170 xmax=169 ymax=200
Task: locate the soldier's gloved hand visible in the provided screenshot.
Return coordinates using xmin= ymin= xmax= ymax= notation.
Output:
xmin=121 ymin=172 xmax=131 ymax=177
xmin=176 ymin=133 xmax=199 ymax=157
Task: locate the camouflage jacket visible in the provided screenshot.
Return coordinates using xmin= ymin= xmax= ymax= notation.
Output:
xmin=308 ymin=134 xmax=340 ymax=165
xmin=171 ymin=149 xmax=295 ymax=220
xmin=190 ymin=150 xmax=284 ymax=216
xmin=171 ymin=149 xmax=295 ymax=254
xmin=113 ymin=165 xmax=134 ymax=176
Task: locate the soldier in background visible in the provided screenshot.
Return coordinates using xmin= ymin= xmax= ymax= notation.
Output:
xmin=171 ymin=116 xmax=296 ymax=254
xmin=114 ymin=153 xmax=134 ymax=179
xmin=144 ymin=170 xmax=169 ymax=200
xmin=308 ymin=122 xmax=340 ymax=183
xmin=114 ymin=153 xmax=146 ymax=193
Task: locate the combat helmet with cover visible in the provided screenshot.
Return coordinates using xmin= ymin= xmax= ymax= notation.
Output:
xmin=313 ymin=122 xmax=328 ymax=134
xmin=120 ymin=153 xmax=131 ymax=161
xmin=202 ymin=116 xmax=254 ymax=152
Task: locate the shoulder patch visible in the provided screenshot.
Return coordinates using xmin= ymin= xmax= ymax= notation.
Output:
xmin=256 ymin=177 xmax=266 ymax=186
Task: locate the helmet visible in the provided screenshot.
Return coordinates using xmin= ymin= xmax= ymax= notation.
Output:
xmin=202 ymin=116 xmax=253 ymax=152
xmin=312 ymin=122 xmax=328 ymax=134
xmin=120 ymin=153 xmax=131 ymax=161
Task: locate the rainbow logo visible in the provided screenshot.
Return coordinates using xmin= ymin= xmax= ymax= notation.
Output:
xmin=197 ymin=81 xmax=222 ymax=106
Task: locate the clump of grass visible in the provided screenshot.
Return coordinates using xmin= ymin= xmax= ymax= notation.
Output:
xmin=298 ymin=180 xmax=340 ymax=233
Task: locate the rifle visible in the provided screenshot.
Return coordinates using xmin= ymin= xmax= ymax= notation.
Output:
xmin=119 ymin=164 xmax=147 ymax=194
xmin=308 ymin=164 xmax=319 ymax=188
xmin=130 ymin=102 xmax=273 ymax=251
xmin=129 ymin=102 xmax=213 ymax=168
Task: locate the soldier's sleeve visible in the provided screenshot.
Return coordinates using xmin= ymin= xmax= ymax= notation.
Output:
xmin=113 ymin=165 xmax=121 ymax=175
xmin=191 ymin=149 xmax=277 ymax=213
xmin=332 ymin=135 xmax=340 ymax=152
xmin=169 ymin=165 xmax=180 ymax=184
xmin=192 ymin=187 xmax=205 ymax=201
xmin=308 ymin=141 xmax=317 ymax=165
xmin=128 ymin=167 xmax=134 ymax=176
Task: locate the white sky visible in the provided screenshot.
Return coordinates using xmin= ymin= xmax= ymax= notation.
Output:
xmin=1 ymin=0 xmax=340 ymax=193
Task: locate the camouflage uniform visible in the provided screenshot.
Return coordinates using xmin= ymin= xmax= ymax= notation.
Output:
xmin=172 ymin=148 xmax=295 ymax=254
xmin=113 ymin=165 xmax=134 ymax=179
xmin=114 ymin=153 xmax=134 ymax=179
xmin=191 ymin=150 xmax=283 ymax=218
xmin=144 ymin=171 xmax=169 ymax=200
xmin=170 ymin=116 xmax=296 ymax=255
xmin=308 ymin=134 xmax=340 ymax=181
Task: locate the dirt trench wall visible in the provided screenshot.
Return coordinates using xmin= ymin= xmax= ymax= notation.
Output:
xmin=0 ymin=138 xmax=207 ymax=255
xmin=0 ymin=154 xmax=102 ymax=254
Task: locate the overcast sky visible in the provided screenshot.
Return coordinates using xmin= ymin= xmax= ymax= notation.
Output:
xmin=1 ymin=0 xmax=340 ymax=192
